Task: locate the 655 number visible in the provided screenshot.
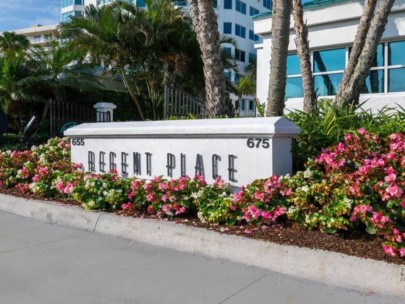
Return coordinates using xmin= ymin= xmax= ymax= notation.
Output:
xmin=247 ymin=138 xmax=270 ymax=149
xmin=72 ymin=138 xmax=85 ymax=146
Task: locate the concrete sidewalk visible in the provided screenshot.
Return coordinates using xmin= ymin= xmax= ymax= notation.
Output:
xmin=0 ymin=210 xmax=403 ymax=304
xmin=1 ymin=193 xmax=405 ymax=299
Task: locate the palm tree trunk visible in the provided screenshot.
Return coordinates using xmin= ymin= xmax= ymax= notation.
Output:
xmin=187 ymin=0 xmax=230 ymax=117
xmin=118 ymin=65 xmax=145 ymax=121
xmin=335 ymin=0 xmax=377 ymax=105
xmin=267 ymin=0 xmax=292 ymax=117
xmin=338 ymin=0 xmax=395 ymax=106
xmin=292 ymin=0 xmax=315 ymax=113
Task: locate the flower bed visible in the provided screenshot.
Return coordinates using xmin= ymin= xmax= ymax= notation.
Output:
xmin=0 ymin=130 xmax=404 ymax=259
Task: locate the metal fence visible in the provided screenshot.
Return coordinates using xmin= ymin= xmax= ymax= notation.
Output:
xmin=49 ymin=100 xmax=94 ymax=137
xmin=163 ymin=86 xmax=206 ymax=119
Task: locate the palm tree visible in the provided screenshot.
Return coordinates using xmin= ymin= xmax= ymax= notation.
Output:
xmin=64 ymin=3 xmax=146 ymax=120
xmin=292 ymin=0 xmax=315 ymax=113
xmin=337 ymin=0 xmax=395 ymax=106
xmin=0 ymin=32 xmax=30 ymax=60
xmin=267 ymin=0 xmax=292 ymax=117
xmin=187 ymin=0 xmax=231 ymax=117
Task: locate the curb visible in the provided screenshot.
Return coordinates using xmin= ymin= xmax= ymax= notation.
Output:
xmin=0 ymin=193 xmax=404 ymax=299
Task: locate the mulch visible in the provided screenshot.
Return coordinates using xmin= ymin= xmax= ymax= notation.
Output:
xmin=1 ymin=188 xmax=404 ymax=265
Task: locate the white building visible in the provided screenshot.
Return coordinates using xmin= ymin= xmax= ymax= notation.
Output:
xmin=254 ymin=0 xmax=405 ymax=113
xmin=1 ymin=24 xmax=60 ymax=46
xmin=61 ymin=0 xmax=271 ymax=116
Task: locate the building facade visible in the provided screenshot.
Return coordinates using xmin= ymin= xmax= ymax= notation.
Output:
xmin=254 ymin=0 xmax=405 ymax=113
xmin=2 ymin=24 xmax=60 ymax=46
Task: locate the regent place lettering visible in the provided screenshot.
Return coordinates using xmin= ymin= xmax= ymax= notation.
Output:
xmin=87 ymin=150 xmax=238 ymax=182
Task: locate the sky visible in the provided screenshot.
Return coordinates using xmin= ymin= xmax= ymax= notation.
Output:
xmin=0 ymin=0 xmax=60 ymax=32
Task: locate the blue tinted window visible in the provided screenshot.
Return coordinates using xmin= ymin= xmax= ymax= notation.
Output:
xmin=350 ymin=44 xmax=383 ymax=67
xmin=249 ymin=100 xmax=255 ymax=111
xmin=250 ymin=7 xmax=259 ymax=16
xmin=249 ymin=53 xmax=256 ymax=62
xmin=362 ymin=70 xmax=384 ymax=93
xmin=235 ymin=49 xmax=245 ymax=62
xmin=313 ymin=49 xmax=345 ymax=72
xmin=389 ymin=41 xmax=405 ymax=66
xmin=241 ymin=99 xmax=245 ymax=110
xmin=75 ymin=0 xmax=83 ymax=4
xmin=286 ymin=77 xmax=303 ymax=99
xmin=236 ymin=0 xmax=246 ymax=14
xmin=314 ymin=73 xmax=343 ymax=96
xmin=235 ymin=24 xmax=246 ymax=38
xmin=263 ymin=0 xmax=272 ymax=10
xmin=388 ymin=68 xmax=405 ymax=92
xmin=224 ymin=71 xmax=231 ymax=80
xmin=287 ymin=54 xmax=301 ymax=75
xmin=249 ymin=30 xmax=254 ymax=40
xmin=224 ymin=22 xmax=232 ymax=34
xmin=223 ymin=47 xmax=232 ymax=57
xmin=224 ymin=0 xmax=232 ymax=9
xmin=137 ymin=0 xmax=146 ymax=7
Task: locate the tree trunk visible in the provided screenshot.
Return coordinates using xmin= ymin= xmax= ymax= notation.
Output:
xmin=187 ymin=0 xmax=230 ymax=117
xmin=338 ymin=0 xmax=395 ymax=106
xmin=292 ymin=0 xmax=315 ymax=113
xmin=118 ymin=65 xmax=145 ymax=121
xmin=267 ymin=0 xmax=292 ymax=117
xmin=335 ymin=0 xmax=377 ymax=105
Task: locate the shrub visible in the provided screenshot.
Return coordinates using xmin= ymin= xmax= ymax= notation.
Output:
xmin=286 ymin=100 xmax=405 ymax=171
xmin=285 ymin=129 xmax=404 ymax=256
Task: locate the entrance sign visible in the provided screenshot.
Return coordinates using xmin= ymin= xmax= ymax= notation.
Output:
xmin=64 ymin=117 xmax=300 ymax=188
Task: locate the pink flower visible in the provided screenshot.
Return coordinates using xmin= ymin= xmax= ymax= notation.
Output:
xmin=386 ymin=184 xmax=403 ymax=198
xmin=32 ymin=174 xmax=40 ymax=182
xmin=244 ymin=229 xmax=252 ymax=234
xmin=401 ymin=200 xmax=405 ymax=208
xmin=175 ymin=206 xmax=186 ymax=215
xmin=384 ymin=174 xmax=396 ymax=184
xmin=383 ymin=245 xmax=397 ymax=257
xmin=63 ymin=182 xmax=74 ymax=194
xmin=147 ymin=206 xmax=153 ymax=213
xmin=146 ymin=193 xmax=155 ymax=202
xmin=121 ymin=202 xmax=131 ymax=210
xmin=350 ymin=215 xmax=357 ymax=222
xmin=254 ymin=191 xmax=264 ymax=201
xmin=38 ymin=167 xmax=48 ymax=176
xmin=399 ymin=248 xmax=405 ymax=257
xmin=357 ymin=128 xmax=366 ymax=135
xmin=261 ymin=211 xmax=271 ymax=219
xmin=55 ymin=181 xmax=65 ymax=193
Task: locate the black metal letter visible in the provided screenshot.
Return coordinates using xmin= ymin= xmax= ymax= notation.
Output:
xmin=109 ymin=152 xmax=116 ymax=171
xmin=121 ymin=152 xmax=128 ymax=175
xmin=133 ymin=152 xmax=141 ymax=175
xmin=145 ymin=152 xmax=152 ymax=176
xmin=195 ymin=154 xmax=205 ymax=178
xmin=99 ymin=151 xmax=106 ymax=173
xmin=212 ymin=154 xmax=221 ymax=179
xmin=228 ymin=155 xmax=237 ymax=182
xmin=166 ymin=153 xmax=176 ymax=177
xmin=181 ymin=153 xmax=186 ymax=177
xmin=88 ymin=151 xmax=95 ymax=172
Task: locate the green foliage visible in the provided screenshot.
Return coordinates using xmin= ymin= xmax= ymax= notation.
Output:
xmin=286 ymin=99 xmax=405 ymax=171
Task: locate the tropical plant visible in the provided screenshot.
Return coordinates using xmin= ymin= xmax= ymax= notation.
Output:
xmin=292 ymin=0 xmax=315 ymax=113
xmin=286 ymin=100 xmax=405 ymax=170
xmin=267 ymin=0 xmax=292 ymax=116
xmin=187 ymin=0 xmax=231 ymax=117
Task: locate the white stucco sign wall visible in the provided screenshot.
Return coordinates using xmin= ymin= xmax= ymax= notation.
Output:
xmin=64 ymin=118 xmax=300 ymax=188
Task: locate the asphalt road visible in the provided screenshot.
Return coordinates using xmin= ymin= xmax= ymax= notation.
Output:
xmin=0 ymin=210 xmax=402 ymax=304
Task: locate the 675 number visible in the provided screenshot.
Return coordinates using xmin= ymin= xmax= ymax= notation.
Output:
xmin=247 ymin=138 xmax=270 ymax=149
